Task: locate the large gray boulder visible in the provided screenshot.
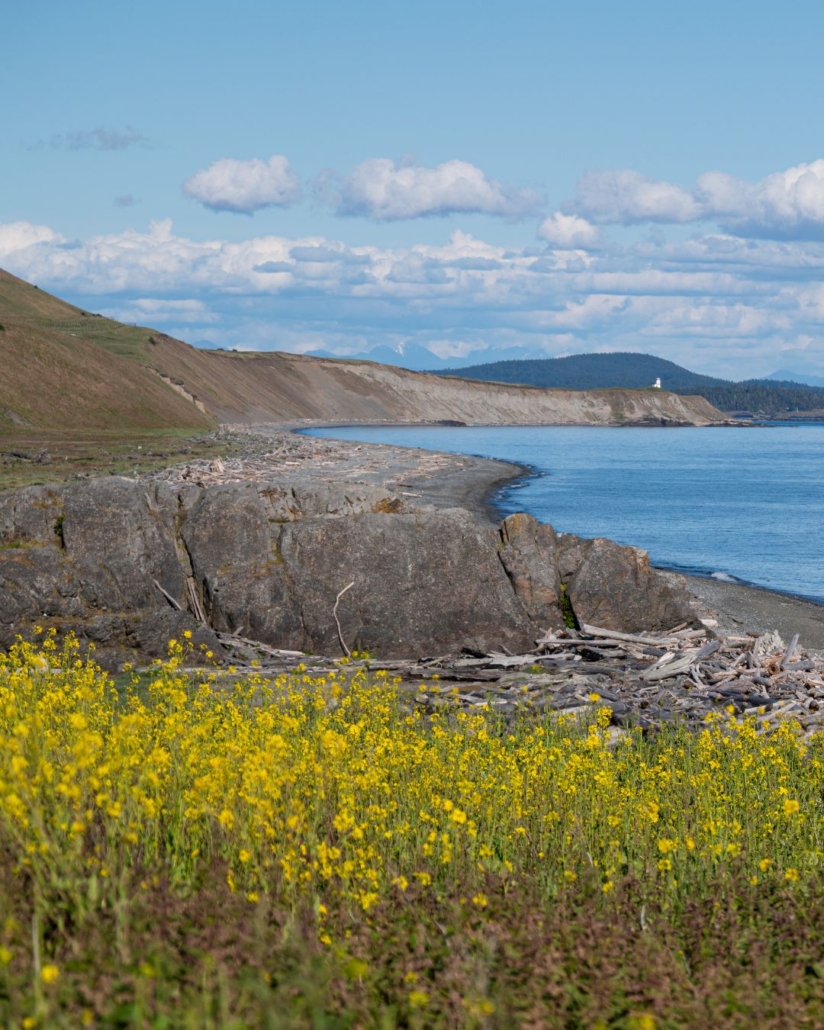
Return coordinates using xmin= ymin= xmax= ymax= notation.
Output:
xmin=180 ymin=482 xmax=303 ymax=646
xmin=273 ymin=509 xmax=533 ymax=656
xmin=498 ymin=513 xmax=565 ymax=632
xmin=498 ymin=512 xmax=693 ymax=634
xmin=0 ymin=478 xmax=220 ymax=665
xmin=179 ymin=486 xmax=532 ymax=656
xmin=0 ymin=485 xmax=63 ymax=545
xmin=563 ymin=536 xmax=693 ymax=632
xmin=60 ymin=479 xmax=184 ymax=613
xmin=0 ymin=476 xmax=696 ymax=666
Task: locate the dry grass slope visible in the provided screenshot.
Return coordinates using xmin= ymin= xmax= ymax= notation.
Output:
xmin=1 ymin=266 xmax=726 ymax=434
xmin=0 ymin=269 xmax=213 ymax=433
xmin=144 ymin=338 xmax=726 ymax=426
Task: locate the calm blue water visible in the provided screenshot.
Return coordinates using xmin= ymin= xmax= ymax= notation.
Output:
xmin=304 ymin=424 xmax=824 ymax=604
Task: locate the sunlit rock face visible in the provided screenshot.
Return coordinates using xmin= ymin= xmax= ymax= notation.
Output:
xmin=0 ymin=479 xmax=694 ymax=667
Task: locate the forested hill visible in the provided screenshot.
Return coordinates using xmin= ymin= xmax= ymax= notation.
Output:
xmin=433 ymin=352 xmax=824 ymax=416
xmin=698 ymin=381 xmax=824 ymax=416
xmin=434 ymin=353 xmax=727 ymax=391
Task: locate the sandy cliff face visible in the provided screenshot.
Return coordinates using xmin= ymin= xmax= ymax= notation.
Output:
xmin=150 ymin=341 xmax=725 ymax=425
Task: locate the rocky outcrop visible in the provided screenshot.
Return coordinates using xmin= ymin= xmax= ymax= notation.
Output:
xmin=0 ymin=481 xmax=223 ymax=667
xmin=0 ymin=477 xmax=695 ymax=667
xmin=498 ymin=513 xmax=692 ymax=634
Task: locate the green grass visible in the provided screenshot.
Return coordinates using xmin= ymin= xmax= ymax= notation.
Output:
xmin=0 ymin=428 xmax=238 ymax=493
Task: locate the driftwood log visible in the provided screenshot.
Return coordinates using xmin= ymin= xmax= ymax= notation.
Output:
xmin=204 ymin=621 xmax=824 ymax=737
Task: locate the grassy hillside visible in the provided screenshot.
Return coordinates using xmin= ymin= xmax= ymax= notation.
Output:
xmin=0 ymin=269 xmax=724 ymax=431
xmin=436 ymin=352 xmax=824 ymax=416
xmin=0 ymin=269 xmax=215 ymax=433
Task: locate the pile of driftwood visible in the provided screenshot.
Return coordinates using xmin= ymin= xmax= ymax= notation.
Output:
xmin=210 ymin=623 xmax=824 ymax=736
xmin=149 ymin=433 xmax=458 ymax=490
xmin=147 ymin=430 xmax=342 ymax=487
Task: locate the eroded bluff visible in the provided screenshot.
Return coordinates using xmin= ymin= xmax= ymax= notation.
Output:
xmin=0 ymin=478 xmax=694 ymax=668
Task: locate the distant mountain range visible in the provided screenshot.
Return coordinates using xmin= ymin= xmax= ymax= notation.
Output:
xmin=306 ymin=345 xmax=824 ymax=399
xmin=306 ymin=343 xmax=540 ymax=373
xmin=428 ymin=352 xmax=824 ymax=417
xmin=764 ymin=369 xmax=824 ymax=388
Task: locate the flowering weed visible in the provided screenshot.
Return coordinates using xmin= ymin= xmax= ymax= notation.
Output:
xmin=1 ymin=634 xmax=824 ymax=1026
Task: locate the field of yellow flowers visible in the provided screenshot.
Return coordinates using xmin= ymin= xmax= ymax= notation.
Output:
xmin=2 ymin=632 xmax=824 ymax=1028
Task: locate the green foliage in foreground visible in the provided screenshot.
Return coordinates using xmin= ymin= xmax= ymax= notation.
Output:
xmin=1 ymin=636 xmax=824 ymax=1027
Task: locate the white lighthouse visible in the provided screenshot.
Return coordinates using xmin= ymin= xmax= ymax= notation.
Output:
xmin=652 ymin=377 xmax=662 ymax=389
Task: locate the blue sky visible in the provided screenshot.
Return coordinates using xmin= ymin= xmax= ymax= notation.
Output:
xmin=3 ymin=0 xmax=824 ymax=377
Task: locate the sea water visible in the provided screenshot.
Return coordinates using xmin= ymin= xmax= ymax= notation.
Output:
xmin=304 ymin=424 xmax=824 ymax=604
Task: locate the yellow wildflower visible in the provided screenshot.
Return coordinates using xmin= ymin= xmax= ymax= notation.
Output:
xmin=41 ymin=963 xmax=60 ymax=984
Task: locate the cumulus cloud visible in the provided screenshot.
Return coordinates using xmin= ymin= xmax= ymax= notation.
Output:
xmin=0 ymin=221 xmax=63 ymax=260
xmin=567 ymin=160 xmax=824 ymax=241
xmin=289 ymin=244 xmax=369 ymax=265
xmin=328 ymin=158 xmax=541 ymax=221
xmin=571 ymin=169 xmax=702 ymax=225
xmin=253 ymin=260 xmax=293 ymax=274
xmin=538 ymin=212 xmax=600 ymax=248
xmin=3 ymin=217 xmax=824 ymax=378
xmin=698 ymin=161 xmax=824 ymax=239
xmin=182 ymin=155 xmax=301 ymax=214
xmin=443 ymin=256 xmax=504 ymax=270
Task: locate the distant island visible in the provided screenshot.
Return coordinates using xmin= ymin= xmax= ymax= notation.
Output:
xmin=430 ymin=351 xmax=824 ymax=419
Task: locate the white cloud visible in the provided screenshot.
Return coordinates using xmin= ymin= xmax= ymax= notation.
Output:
xmin=568 ymin=159 xmax=824 ymax=241
xmin=3 ymin=217 xmax=824 ymax=378
xmin=182 ymin=155 xmax=301 ymax=214
xmin=538 ymin=212 xmax=600 ymax=248
xmin=0 ymin=221 xmax=64 ymax=260
xmin=330 ymin=158 xmax=541 ymax=221
xmin=698 ymin=160 xmax=824 ymax=239
xmin=571 ymin=169 xmax=702 ymax=225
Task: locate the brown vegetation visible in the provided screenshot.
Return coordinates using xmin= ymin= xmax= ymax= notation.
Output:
xmin=0 ymin=270 xmax=214 ymax=434
xmin=151 ymin=336 xmax=725 ymax=426
xmin=1 ymin=267 xmax=725 ymax=438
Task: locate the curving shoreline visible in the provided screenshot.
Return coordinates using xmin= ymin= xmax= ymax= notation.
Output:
xmin=664 ymin=572 xmax=824 ymax=651
xmin=274 ymin=423 xmax=824 ymax=650
xmin=1 ymin=420 xmax=821 ymax=662
xmin=488 ymin=460 xmax=824 ymax=650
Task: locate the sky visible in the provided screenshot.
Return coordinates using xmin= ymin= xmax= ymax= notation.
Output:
xmin=3 ymin=0 xmax=824 ymax=378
